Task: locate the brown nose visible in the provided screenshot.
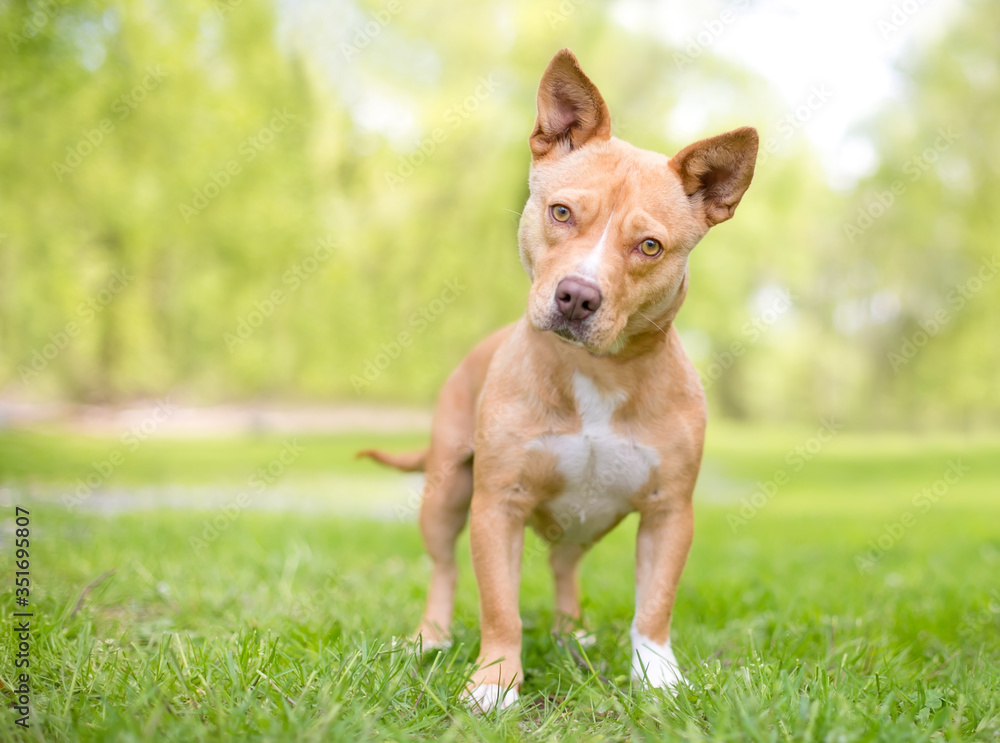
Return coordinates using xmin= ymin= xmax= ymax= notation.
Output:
xmin=554 ymin=277 xmax=602 ymax=321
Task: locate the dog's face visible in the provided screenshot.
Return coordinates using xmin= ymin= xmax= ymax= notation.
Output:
xmin=519 ymin=50 xmax=758 ymax=355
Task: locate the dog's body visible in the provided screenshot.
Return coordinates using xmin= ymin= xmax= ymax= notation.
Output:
xmin=361 ymin=50 xmax=757 ymax=712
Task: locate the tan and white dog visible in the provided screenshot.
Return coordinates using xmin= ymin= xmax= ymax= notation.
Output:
xmin=361 ymin=49 xmax=757 ymax=712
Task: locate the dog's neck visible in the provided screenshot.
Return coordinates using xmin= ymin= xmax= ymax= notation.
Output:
xmin=525 ymin=295 xmax=689 ymax=409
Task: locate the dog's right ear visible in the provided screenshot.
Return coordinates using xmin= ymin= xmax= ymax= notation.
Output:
xmin=529 ymin=49 xmax=611 ymax=161
xmin=669 ymin=127 xmax=758 ymax=227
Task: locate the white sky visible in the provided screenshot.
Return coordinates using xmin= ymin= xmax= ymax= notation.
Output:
xmin=610 ymin=0 xmax=963 ymax=188
xmin=282 ymin=0 xmax=964 ymax=190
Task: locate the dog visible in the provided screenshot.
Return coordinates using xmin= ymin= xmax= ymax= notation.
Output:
xmin=360 ymin=48 xmax=757 ymax=712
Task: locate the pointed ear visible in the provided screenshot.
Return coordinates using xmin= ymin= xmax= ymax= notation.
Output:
xmin=669 ymin=127 xmax=758 ymax=226
xmin=529 ymin=49 xmax=612 ymax=161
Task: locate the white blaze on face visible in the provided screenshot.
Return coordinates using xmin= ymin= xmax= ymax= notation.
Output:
xmin=577 ymin=210 xmax=615 ymax=280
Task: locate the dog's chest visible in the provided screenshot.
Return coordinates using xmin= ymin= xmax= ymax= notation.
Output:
xmin=528 ymin=374 xmax=658 ymax=544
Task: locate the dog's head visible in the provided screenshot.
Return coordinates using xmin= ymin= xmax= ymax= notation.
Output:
xmin=519 ymin=49 xmax=758 ymax=355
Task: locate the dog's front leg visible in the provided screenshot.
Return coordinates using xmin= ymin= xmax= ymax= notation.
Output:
xmin=631 ymin=501 xmax=694 ymax=690
xmin=465 ymin=492 xmax=525 ymax=712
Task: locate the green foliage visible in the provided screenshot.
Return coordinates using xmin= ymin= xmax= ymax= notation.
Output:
xmin=1 ymin=0 xmax=320 ymax=400
xmin=1 ymin=0 xmax=997 ymax=426
xmin=837 ymin=0 xmax=1000 ymax=428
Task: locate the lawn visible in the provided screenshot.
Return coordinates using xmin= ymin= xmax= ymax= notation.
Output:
xmin=0 ymin=424 xmax=998 ymax=741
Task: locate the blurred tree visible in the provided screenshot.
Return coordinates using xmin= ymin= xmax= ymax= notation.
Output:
xmin=0 ymin=0 xmax=318 ymax=401
xmin=836 ymin=0 xmax=1000 ymax=428
xmin=0 ymin=0 xmax=995 ymax=430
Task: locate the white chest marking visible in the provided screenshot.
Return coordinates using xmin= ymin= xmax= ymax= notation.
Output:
xmin=529 ymin=373 xmax=657 ymax=544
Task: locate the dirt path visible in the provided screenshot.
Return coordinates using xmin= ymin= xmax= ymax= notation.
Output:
xmin=0 ymin=398 xmax=432 ymax=436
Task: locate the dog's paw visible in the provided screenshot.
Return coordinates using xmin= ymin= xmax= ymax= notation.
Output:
xmin=412 ymin=634 xmax=452 ymax=653
xmin=572 ymin=628 xmax=597 ymax=648
xmin=463 ymin=683 xmax=520 ymax=714
xmin=411 ymin=625 xmax=452 ymax=652
xmin=630 ymin=630 xmax=686 ymax=690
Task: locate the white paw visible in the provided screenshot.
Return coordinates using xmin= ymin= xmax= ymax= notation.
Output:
xmin=464 ymin=683 xmax=520 ymax=713
xmin=630 ymin=628 xmax=686 ymax=690
xmin=572 ymin=628 xmax=597 ymax=648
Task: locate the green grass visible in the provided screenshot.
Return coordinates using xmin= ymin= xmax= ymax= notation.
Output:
xmin=1 ymin=424 xmax=999 ymax=741
xmin=0 ymin=430 xmax=428 ymax=484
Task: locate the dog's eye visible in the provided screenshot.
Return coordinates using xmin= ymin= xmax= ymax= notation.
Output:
xmin=639 ymin=238 xmax=662 ymax=257
xmin=551 ymin=204 xmax=572 ymax=223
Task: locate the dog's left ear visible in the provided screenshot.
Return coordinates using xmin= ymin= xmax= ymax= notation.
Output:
xmin=669 ymin=127 xmax=758 ymax=226
xmin=530 ymin=49 xmax=612 ymax=161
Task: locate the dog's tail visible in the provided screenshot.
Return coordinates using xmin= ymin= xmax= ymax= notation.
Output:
xmin=356 ymin=447 xmax=428 ymax=473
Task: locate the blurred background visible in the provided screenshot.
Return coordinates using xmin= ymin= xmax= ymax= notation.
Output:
xmin=4 ymin=6 xmax=999 ymax=736
xmin=0 ymin=0 xmax=997 ymax=429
